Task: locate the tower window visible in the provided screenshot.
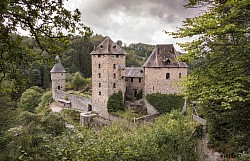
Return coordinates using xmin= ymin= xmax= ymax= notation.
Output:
xmin=116 ymin=55 xmax=119 ymax=58
xmin=99 ymin=83 xmax=101 ymax=87
xmin=166 ymin=73 xmax=170 ymax=79
xmin=98 ymin=73 xmax=101 ymax=78
xmin=113 ymin=83 xmax=116 ymax=88
xmin=98 ymin=55 xmax=101 ymax=58
xmin=99 ymin=92 xmax=101 ymax=95
xmin=131 ymin=78 xmax=133 ymax=82
xmin=179 ymin=73 xmax=181 ymax=78
xmin=114 ymin=73 xmax=116 ymax=79
xmin=139 ymin=78 xmax=141 ymax=83
xmin=113 ymin=64 xmax=116 ymax=69
xmin=98 ymin=64 xmax=101 ymax=68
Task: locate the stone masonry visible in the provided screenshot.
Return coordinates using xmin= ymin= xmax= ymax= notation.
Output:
xmin=91 ymin=37 xmax=126 ymax=117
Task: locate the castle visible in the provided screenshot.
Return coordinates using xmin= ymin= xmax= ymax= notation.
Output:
xmin=51 ymin=37 xmax=188 ymax=118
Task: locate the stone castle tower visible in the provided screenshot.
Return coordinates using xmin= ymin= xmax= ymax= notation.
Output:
xmin=90 ymin=37 xmax=126 ymax=117
xmin=50 ymin=59 xmax=66 ymax=100
xmin=143 ymin=44 xmax=188 ymax=95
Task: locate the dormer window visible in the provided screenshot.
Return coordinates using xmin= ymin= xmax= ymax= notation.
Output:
xmin=166 ymin=59 xmax=171 ymax=65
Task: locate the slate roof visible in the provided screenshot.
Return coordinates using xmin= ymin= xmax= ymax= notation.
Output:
xmin=50 ymin=63 xmax=66 ymax=73
xmin=126 ymin=67 xmax=144 ymax=78
xmin=90 ymin=36 xmax=127 ymax=55
xmin=143 ymin=44 xmax=188 ymax=68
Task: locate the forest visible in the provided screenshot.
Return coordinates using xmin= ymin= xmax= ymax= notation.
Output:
xmin=0 ymin=0 xmax=249 ymax=160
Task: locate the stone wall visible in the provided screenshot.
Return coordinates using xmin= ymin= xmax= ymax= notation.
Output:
xmin=54 ymin=90 xmax=91 ymax=111
xmin=134 ymin=113 xmax=160 ymax=123
xmin=144 ymin=67 xmax=187 ymax=96
xmin=125 ymin=77 xmax=144 ymax=99
xmin=144 ymin=98 xmax=159 ymax=115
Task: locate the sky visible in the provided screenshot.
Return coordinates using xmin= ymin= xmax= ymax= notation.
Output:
xmin=65 ymin=0 xmax=201 ymax=50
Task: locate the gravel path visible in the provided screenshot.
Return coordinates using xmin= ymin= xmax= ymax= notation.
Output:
xmin=50 ymin=101 xmax=63 ymax=112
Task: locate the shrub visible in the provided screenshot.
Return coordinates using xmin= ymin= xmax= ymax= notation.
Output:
xmin=36 ymin=91 xmax=52 ymax=113
xmin=42 ymin=113 xmax=66 ymax=136
xmin=19 ymin=86 xmax=44 ymax=112
xmin=107 ymin=91 xmax=125 ymax=112
xmin=43 ymin=111 xmax=198 ymax=160
xmin=61 ymin=109 xmax=80 ymax=125
xmin=204 ymin=101 xmax=250 ymax=155
xmin=71 ymin=71 xmax=86 ymax=90
xmin=146 ymin=93 xmax=184 ymax=114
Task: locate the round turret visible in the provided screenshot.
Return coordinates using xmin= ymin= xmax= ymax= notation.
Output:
xmin=50 ymin=60 xmax=66 ymax=100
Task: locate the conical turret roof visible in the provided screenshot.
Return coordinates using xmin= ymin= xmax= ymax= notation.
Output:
xmin=50 ymin=63 xmax=66 ymax=73
xmin=90 ymin=36 xmax=126 ymax=55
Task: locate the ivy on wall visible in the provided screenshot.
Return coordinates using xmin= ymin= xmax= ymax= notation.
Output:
xmin=146 ymin=93 xmax=184 ymax=114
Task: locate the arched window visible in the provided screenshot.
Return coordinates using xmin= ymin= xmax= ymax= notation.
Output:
xmin=113 ymin=64 xmax=116 ymax=69
xmin=179 ymin=73 xmax=181 ymax=78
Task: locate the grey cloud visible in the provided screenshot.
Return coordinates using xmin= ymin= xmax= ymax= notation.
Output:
xmin=75 ymin=0 xmax=200 ymax=48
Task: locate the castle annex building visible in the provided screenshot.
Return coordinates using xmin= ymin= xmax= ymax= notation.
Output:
xmin=51 ymin=37 xmax=188 ymax=118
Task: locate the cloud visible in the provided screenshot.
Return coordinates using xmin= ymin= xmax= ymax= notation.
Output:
xmin=65 ymin=0 xmax=201 ymax=50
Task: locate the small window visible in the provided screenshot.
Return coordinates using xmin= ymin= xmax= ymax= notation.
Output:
xmin=58 ymin=86 xmax=60 ymax=90
xmin=99 ymin=92 xmax=101 ymax=95
xmin=99 ymin=83 xmax=101 ymax=88
xmin=98 ymin=73 xmax=101 ymax=78
xmin=113 ymin=64 xmax=116 ymax=69
xmin=166 ymin=73 xmax=170 ymax=79
xmin=122 ymin=76 xmax=124 ymax=79
xmin=88 ymin=104 xmax=92 ymax=111
xmin=98 ymin=64 xmax=101 ymax=68
xmin=113 ymin=83 xmax=116 ymax=88
xmin=116 ymin=55 xmax=119 ymax=58
xmin=114 ymin=73 xmax=116 ymax=79
xmin=139 ymin=78 xmax=141 ymax=83
xmin=125 ymin=78 xmax=128 ymax=81
xmin=153 ymin=86 xmax=154 ymax=90
xmin=179 ymin=73 xmax=181 ymax=78
xmin=126 ymin=86 xmax=128 ymax=91
xmin=61 ymin=73 xmax=63 ymax=76
xmin=166 ymin=59 xmax=171 ymax=65
xmin=98 ymin=55 xmax=101 ymax=58
xmin=131 ymin=78 xmax=133 ymax=82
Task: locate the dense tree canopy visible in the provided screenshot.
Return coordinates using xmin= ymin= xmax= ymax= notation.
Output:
xmin=172 ymin=0 xmax=250 ymax=108
xmin=0 ymin=0 xmax=92 ymax=91
xmin=171 ymin=0 xmax=250 ymax=154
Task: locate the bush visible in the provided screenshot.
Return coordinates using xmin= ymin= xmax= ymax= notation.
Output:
xmin=61 ymin=109 xmax=80 ymax=125
xmin=107 ymin=91 xmax=125 ymax=112
xmin=42 ymin=113 xmax=66 ymax=136
xmin=19 ymin=86 xmax=44 ymax=112
xmin=36 ymin=91 xmax=52 ymax=113
xmin=146 ymin=93 xmax=184 ymax=114
xmin=71 ymin=72 xmax=86 ymax=90
xmin=43 ymin=111 xmax=198 ymax=160
xmin=112 ymin=109 xmax=139 ymax=121
xmin=204 ymin=101 xmax=250 ymax=155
